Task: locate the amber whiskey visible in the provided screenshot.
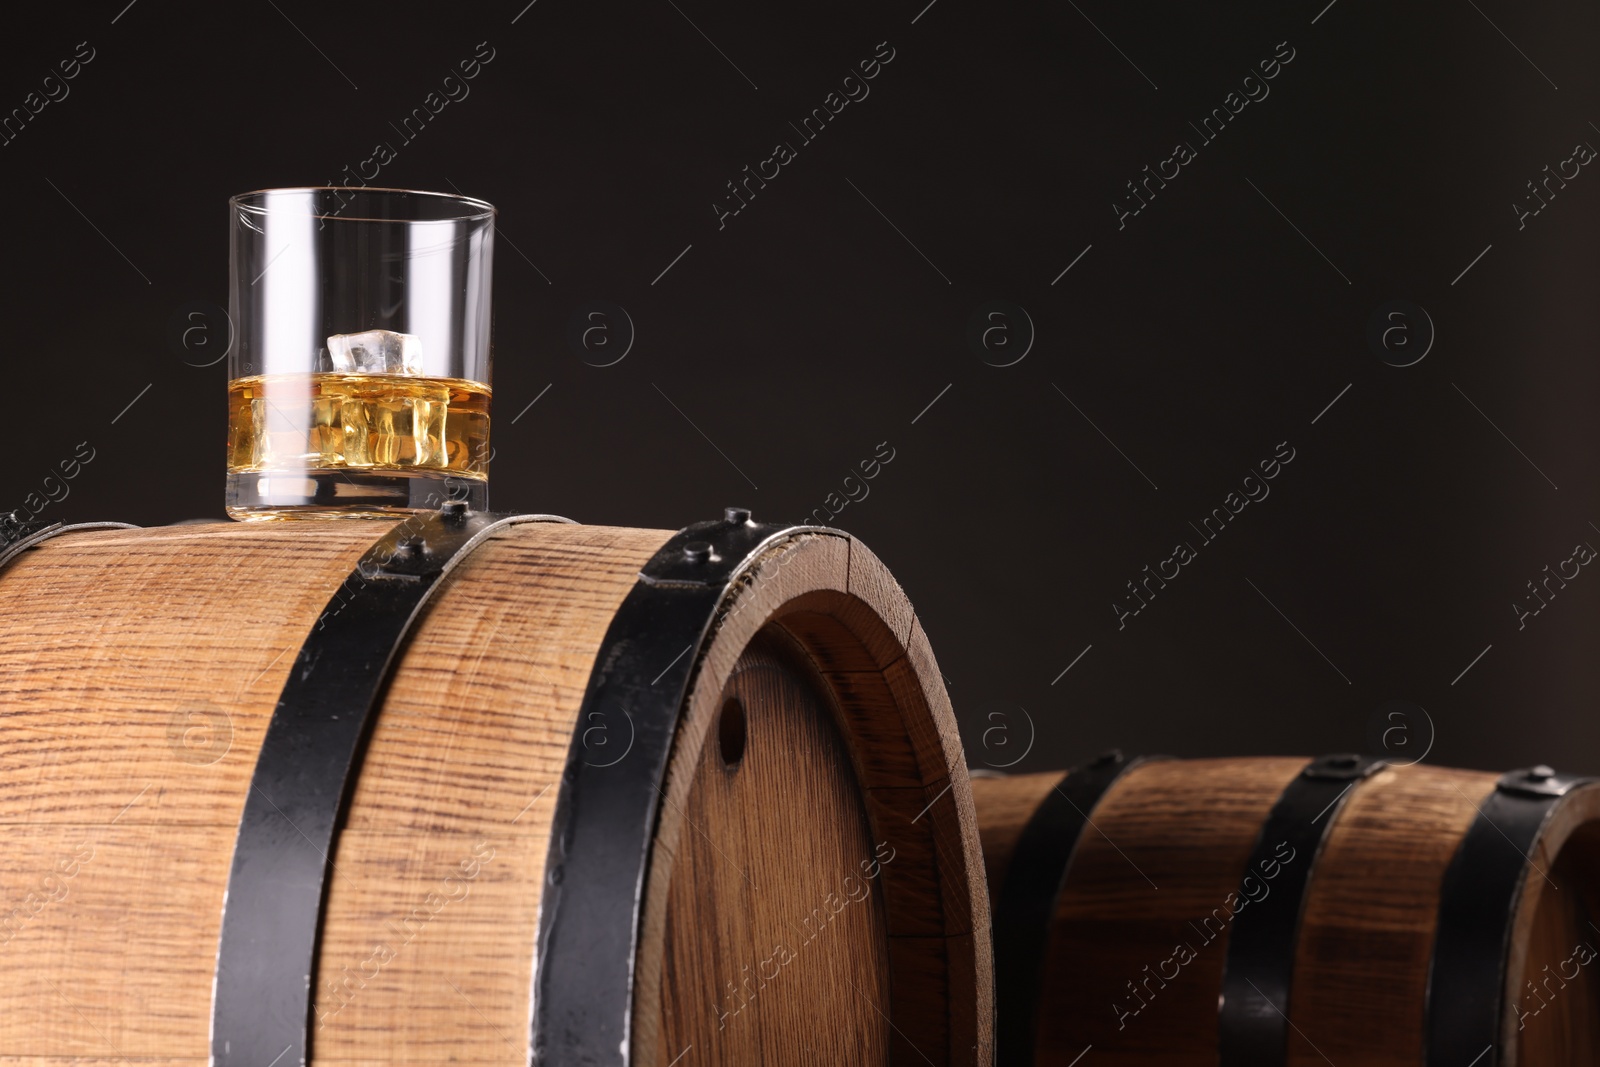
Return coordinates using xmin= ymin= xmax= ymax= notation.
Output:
xmin=225 ymin=373 xmax=490 ymax=520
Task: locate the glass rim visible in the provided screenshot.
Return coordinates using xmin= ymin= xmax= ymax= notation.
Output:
xmin=229 ymin=186 xmax=496 ymax=224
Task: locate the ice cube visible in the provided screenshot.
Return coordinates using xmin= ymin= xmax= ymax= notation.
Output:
xmin=326 ymin=330 xmax=423 ymax=375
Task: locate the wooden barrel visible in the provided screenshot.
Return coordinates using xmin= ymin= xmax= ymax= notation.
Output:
xmin=0 ymin=510 xmax=990 ymax=1066
xmin=972 ymin=754 xmax=1600 ymax=1067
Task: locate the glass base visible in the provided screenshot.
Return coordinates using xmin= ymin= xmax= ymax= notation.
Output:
xmin=226 ymin=469 xmax=488 ymax=521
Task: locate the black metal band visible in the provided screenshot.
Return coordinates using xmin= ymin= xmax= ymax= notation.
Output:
xmin=0 ymin=518 xmax=139 ymax=573
xmin=531 ymin=508 xmax=815 ymax=1066
xmin=1219 ymin=753 xmax=1385 ymax=1066
xmin=1425 ymin=765 xmax=1598 ymax=1067
xmin=994 ymin=750 xmax=1157 ymax=1066
xmin=211 ymin=505 xmax=573 ymax=1067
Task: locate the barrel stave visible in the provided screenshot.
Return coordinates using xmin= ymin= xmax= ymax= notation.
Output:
xmin=0 ymin=519 xmax=990 ymax=1065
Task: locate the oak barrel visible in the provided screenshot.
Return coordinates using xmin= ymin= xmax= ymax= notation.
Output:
xmin=0 ymin=511 xmax=990 ymax=1065
xmin=972 ymin=754 xmax=1600 ymax=1067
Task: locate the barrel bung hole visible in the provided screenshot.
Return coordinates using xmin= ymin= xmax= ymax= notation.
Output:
xmin=718 ymin=697 xmax=747 ymax=769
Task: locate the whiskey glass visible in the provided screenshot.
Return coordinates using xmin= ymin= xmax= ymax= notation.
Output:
xmin=225 ymin=187 xmax=495 ymax=520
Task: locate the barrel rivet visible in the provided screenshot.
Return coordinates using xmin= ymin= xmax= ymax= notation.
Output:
xmin=440 ymin=500 xmax=469 ymax=522
xmin=1326 ymin=754 xmax=1360 ymax=770
xmin=724 ymin=506 xmax=752 ymax=525
xmin=1526 ymin=765 xmax=1556 ymax=782
xmin=1090 ymin=749 xmax=1123 ymax=769
xmin=395 ymin=538 xmax=425 ymax=560
xmin=684 ymin=541 xmax=713 ymax=564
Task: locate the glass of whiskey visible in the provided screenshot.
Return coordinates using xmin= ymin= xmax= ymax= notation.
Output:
xmin=226 ymin=188 xmax=495 ymax=520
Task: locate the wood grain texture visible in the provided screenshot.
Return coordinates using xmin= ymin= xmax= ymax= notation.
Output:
xmin=0 ymin=521 xmax=386 ymax=1059
xmin=313 ymin=522 xmax=667 ymax=1064
xmin=975 ymin=760 xmax=1600 ymax=1067
xmin=1504 ymin=784 xmax=1600 ymax=1067
xmin=969 ymin=771 xmax=1064 ymax=904
xmin=0 ymin=520 xmax=988 ymax=1065
xmin=1036 ymin=757 xmax=1305 ymax=1066
xmin=657 ymin=633 xmax=890 ymax=1065
xmin=636 ymin=532 xmax=993 ymax=1067
xmin=1289 ymin=763 xmax=1495 ymax=1067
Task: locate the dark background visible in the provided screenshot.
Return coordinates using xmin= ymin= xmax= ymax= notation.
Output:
xmin=2 ymin=0 xmax=1596 ymax=775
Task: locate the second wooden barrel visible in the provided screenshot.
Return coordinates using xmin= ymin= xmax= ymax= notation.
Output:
xmin=972 ymin=754 xmax=1600 ymax=1067
xmin=0 ymin=509 xmax=989 ymax=1065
